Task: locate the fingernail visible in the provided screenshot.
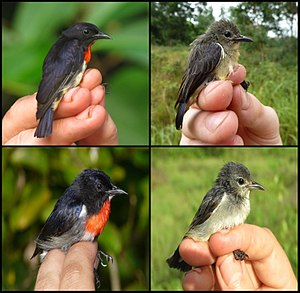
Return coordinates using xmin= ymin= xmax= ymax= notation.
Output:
xmin=192 ymin=267 xmax=202 ymax=274
xmin=88 ymin=106 xmax=95 ymax=118
xmin=206 ymin=112 xmax=229 ymax=132
xmin=76 ymin=106 xmax=95 ymax=120
xmin=205 ymin=80 xmax=223 ymax=95
xmin=233 ymin=64 xmax=240 ymax=72
xmin=64 ymin=88 xmax=79 ymax=102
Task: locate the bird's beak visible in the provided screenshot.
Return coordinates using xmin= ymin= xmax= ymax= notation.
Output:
xmin=95 ymin=31 xmax=111 ymax=40
xmin=235 ymin=35 xmax=253 ymax=42
xmin=249 ymin=181 xmax=264 ymax=190
xmin=107 ymin=185 xmax=128 ymax=197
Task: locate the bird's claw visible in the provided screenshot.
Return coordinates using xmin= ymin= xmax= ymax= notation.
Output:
xmin=97 ymin=250 xmax=113 ymax=267
xmin=233 ymin=249 xmax=249 ymax=261
xmin=94 ymin=268 xmax=101 ymax=288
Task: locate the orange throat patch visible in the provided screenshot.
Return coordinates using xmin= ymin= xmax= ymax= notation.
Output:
xmin=84 ymin=42 xmax=95 ymax=64
xmin=85 ymin=200 xmax=111 ymax=236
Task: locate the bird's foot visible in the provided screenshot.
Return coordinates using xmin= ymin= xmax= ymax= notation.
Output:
xmin=97 ymin=249 xmax=113 ymax=267
xmin=233 ymin=249 xmax=249 ymax=260
xmin=240 ymin=80 xmax=250 ymax=91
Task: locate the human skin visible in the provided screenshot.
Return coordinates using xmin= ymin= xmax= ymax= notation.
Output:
xmin=34 ymin=241 xmax=98 ymax=290
xmin=180 ymin=225 xmax=297 ymax=290
xmin=180 ymin=65 xmax=282 ymax=145
xmin=2 ymin=69 xmax=118 ymax=145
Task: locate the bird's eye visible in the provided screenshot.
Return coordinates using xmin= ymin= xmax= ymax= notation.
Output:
xmin=96 ymin=183 xmax=102 ymax=191
xmin=83 ymin=29 xmax=89 ymax=34
xmin=237 ymin=178 xmax=245 ymax=185
xmin=224 ymin=31 xmax=232 ymax=38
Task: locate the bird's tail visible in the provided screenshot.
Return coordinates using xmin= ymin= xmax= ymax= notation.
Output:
xmin=34 ymin=108 xmax=53 ymax=138
xmin=166 ymin=245 xmax=192 ymax=272
xmin=175 ymin=102 xmax=187 ymax=130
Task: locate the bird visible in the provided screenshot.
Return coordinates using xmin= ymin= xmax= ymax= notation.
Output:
xmin=175 ymin=19 xmax=253 ymax=130
xmin=31 ymin=169 xmax=127 ymax=267
xmin=166 ymin=162 xmax=264 ymax=272
xmin=34 ymin=23 xmax=111 ymax=138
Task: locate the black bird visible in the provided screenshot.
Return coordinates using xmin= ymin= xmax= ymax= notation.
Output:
xmin=34 ymin=23 xmax=111 ymax=138
xmin=31 ymin=169 xmax=127 ymax=264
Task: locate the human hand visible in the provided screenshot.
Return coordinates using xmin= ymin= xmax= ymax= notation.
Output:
xmin=34 ymin=241 xmax=97 ymax=290
xmin=2 ymin=69 xmax=118 ymax=145
xmin=180 ymin=224 xmax=297 ymax=290
xmin=179 ymin=65 xmax=282 ymax=145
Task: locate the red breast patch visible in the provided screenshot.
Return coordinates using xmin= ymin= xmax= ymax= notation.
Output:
xmin=85 ymin=200 xmax=111 ymax=236
xmin=84 ymin=42 xmax=95 ymax=64
xmin=84 ymin=46 xmax=91 ymax=64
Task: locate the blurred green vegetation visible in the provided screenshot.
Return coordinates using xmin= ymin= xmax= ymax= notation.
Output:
xmin=2 ymin=147 xmax=149 ymax=290
xmin=2 ymin=2 xmax=149 ymax=145
xmin=151 ymin=147 xmax=297 ymax=289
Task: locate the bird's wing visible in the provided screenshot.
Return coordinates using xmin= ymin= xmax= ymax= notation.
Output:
xmin=36 ymin=38 xmax=83 ymax=119
xmin=176 ymin=41 xmax=222 ymax=108
xmin=188 ymin=186 xmax=224 ymax=229
xmin=35 ymin=197 xmax=83 ymax=242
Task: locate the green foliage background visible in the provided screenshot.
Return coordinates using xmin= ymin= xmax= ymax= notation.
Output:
xmin=2 ymin=147 xmax=149 ymax=290
xmin=151 ymin=147 xmax=297 ymax=290
xmin=2 ymin=2 xmax=149 ymax=145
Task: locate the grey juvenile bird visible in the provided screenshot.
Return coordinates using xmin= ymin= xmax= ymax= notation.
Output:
xmin=166 ymin=162 xmax=264 ymax=272
xmin=175 ymin=19 xmax=253 ymax=130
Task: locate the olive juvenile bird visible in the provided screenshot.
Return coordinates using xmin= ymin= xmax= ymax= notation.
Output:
xmin=166 ymin=162 xmax=264 ymax=272
xmin=175 ymin=19 xmax=253 ymax=130
xmin=34 ymin=23 xmax=111 ymax=138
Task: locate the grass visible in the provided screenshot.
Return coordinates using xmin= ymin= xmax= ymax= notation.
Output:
xmin=151 ymin=44 xmax=298 ymax=145
xmin=151 ymin=147 xmax=298 ymax=290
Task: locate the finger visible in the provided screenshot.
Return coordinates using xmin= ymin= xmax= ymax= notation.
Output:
xmin=228 ymin=64 xmax=247 ymax=85
xmin=90 ymin=85 xmax=106 ymax=106
xmin=182 ymin=108 xmax=240 ymax=144
xmin=60 ymin=242 xmax=97 ymax=290
xmin=79 ymin=113 xmax=118 ymax=145
xmin=209 ymin=225 xmax=259 ymax=258
xmin=179 ymin=133 xmax=244 ymax=146
xmin=179 ymin=238 xmax=215 ymax=267
xmin=211 ymin=225 xmax=296 ymax=289
xmin=54 ymin=105 xmax=107 ymax=144
xmin=2 ymin=87 xmax=92 ymax=144
xmin=34 ymin=249 xmax=65 ymax=290
xmin=215 ymin=253 xmax=258 ymax=290
xmin=56 ymin=87 xmax=91 ymax=118
xmin=182 ymin=266 xmax=217 ymax=291
xmin=57 ymin=85 xmax=105 ymax=117
xmin=230 ymin=87 xmax=282 ymax=144
xmin=4 ymin=105 xmax=107 ymax=145
xmin=196 ymin=80 xmax=233 ymax=111
xmin=80 ymin=68 xmax=102 ymax=90
xmin=2 ymin=94 xmax=37 ymax=142
xmin=2 ymin=69 xmax=102 ymax=144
